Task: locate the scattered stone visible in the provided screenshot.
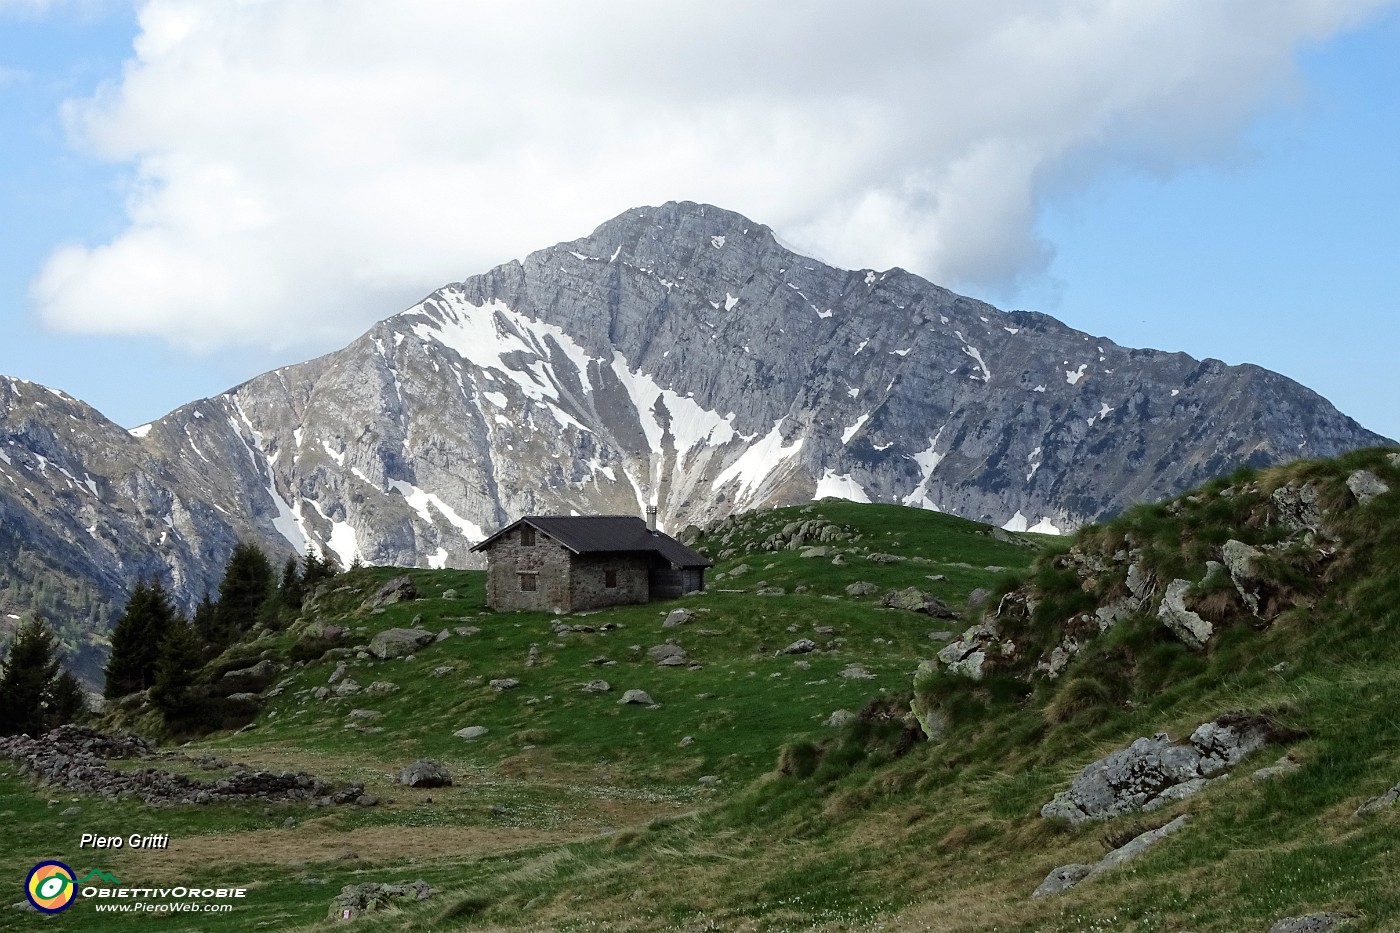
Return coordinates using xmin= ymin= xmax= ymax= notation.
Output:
xmin=0 ymin=725 xmax=338 ymax=806
xmin=441 ymin=589 xmax=458 ymax=599
xmin=394 ymin=760 xmax=452 ymax=788
xmin=526 ymin=644 xmax=540 ymax=667
xmin=328 ymin=661 xmax=349 ymax=684
xmin=435 ymin=629 xmax=451 ymax=642
xmin=328 ymin=880 xmax=436 ymax=919
xmin=347 ymin=709 xmax=383 ymax=722
xmin=663 ymin=609 xmax=695 ymax=627
xmin=756 ymin=586 xmax=786 ymax=596
xmin=368 ymin=627 xmax=435 ymax=659
xmin=431 ymin=666 xmax=455 ymax=678
xmin=825 ymin=709 xmax=857 ymax=728
xmin=839 ymin=663 xmax=875 ymax=680
xmin=582 ymin=680 xmax=611 ymax=693
xmin=361 ymin=575 xmax=420 ymax=611
xmin=798 ymin=545 xmax=829 ymax=558
xmin=454 ymin=626 xmax=480 ymax=637
xmin=1347 ymin=469 xmax=1390 ymax=506
xmin=331 ymin=679 xmax=362 ymax=697
xmin=698 ymin=775 xmax=721 ymax=785
xmin=830 ymin=554 xmax=847 ymax=566
xmin=618 ymin=689 xmax=655 ymax=706
xmin=927 ymin=630 xmax=954 ymax=641
xmin=867 ymin=552 xmax=904 ymax=564
xmin=60 ymin=805 xmax=81 ymax=817
xmin=356 ymin=794 xmax=379 ymax=807
xmin=313 ymin=686 xmax=331 ymax=700
xmin=454 ymin=726 xmax=489 ymax=741
xmin=779 ymin=639 xmax=817 ymax=655
xmin=679 ymin=735 xmax=695 ymax=747
xmin=489 ymin=678 xmax=521 ymax=691
xmin=845 ymin=581 xmax=880 ymax=597
xmin=881 ymin=587 xmax=955 ymax=617
xmin=728 ymin=563 xmax=751 ymax=577
xmin=965 ymin=587 xmax=992 ymax=611
xmin=365 ymin=681 xmax=400 ymax=697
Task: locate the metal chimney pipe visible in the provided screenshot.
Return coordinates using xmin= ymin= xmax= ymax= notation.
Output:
xmin=646 ymin=506 xmax=657 ymax=531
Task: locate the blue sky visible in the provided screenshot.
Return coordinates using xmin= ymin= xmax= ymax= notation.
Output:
xmin=1 ymin=2 xmax=1397 ymax=442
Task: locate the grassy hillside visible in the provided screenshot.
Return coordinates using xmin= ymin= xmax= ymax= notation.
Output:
xmin=3 ymin=452 xmax=1398 ymax=932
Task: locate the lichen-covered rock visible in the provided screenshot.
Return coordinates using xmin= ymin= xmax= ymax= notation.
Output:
xmin=662 ymin=609 xmax=695 ymax=627
xmin=1033 ymin=814 xmax=1190 ymax=897
xmin=618 ymin=689 xmax=655 ymax=706
xmin=845 ymin=581 xmax=880 ymax=597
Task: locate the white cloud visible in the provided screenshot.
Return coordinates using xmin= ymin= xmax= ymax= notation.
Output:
xmin=32 ymin=0 xmax=1395 ymax=351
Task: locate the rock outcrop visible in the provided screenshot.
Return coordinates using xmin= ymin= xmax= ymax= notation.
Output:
xmin=1041 ymin=715 xmax=1279 ymax=825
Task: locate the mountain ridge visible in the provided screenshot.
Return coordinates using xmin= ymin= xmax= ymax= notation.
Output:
xmin=0 ymin=201 xmax=1390 ymax=669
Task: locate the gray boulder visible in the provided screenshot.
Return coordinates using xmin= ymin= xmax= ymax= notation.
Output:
xmin=453 ymin=726 xmax=489 ymax=741
xmin=882 ymin=587 xmax=955 ymax=617
xmin=1041 ymin=716 xmax=1277 ymax=824
xmin=581 ymin=680 xmax=611 ymax=693
xmin=361 ymin=575 xmax=420 ymax=611
xmin=647 ymin=643 xmax=688 ymax=665
xmin=489 ymin=678 xmax=521 ymax=690
xmin=328 ymin=880 xmax=435 ymax=918
xmin=1157 ymin=579 xmax=1213 ymax=649
xmin=369 ymin=628 xmax=435 ymax=659
xmin=1355 ymin=780 xmax=1400 ymax=816
xmin=219 ymin=659 xmax=285 ymax=694
xmin=1033 ymin=814 xmax=1190 ymax=897
xmin=662 ymin=609 xmax=695 ymax=627
xmin=1347 ymin=469 xmax=1390 ymax=506
xmin=394 ymin=760 xmax=452 ymax=788
xmin=845 ymin=581 xmax=880 ymax=597
xmin=618 ymin=689 xmax=655 ymax=706
xmin=779 ymin=639 xmax=817 ymax=655
xmin=825 ymin=709 xmax=857 ymax=728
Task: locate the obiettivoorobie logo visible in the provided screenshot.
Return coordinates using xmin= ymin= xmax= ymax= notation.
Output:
xmin=25 ymin=861 xmax=77 ymax=914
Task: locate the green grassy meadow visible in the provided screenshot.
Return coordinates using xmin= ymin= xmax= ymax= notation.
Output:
xmin=4 ymin=455 xmax=1400 ymax=932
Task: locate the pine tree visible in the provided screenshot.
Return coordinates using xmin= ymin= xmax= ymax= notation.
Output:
xmin=47 ymin=671 xmax=86 ymax=726
xmin=211 ymin=542 xmax=274 ymax=644
xmin=104 ymin=579 xmax=179 ymax=699
xmin=279 ymin=555 xmax=305 ymax=610
xmin=192 ymin=592 xmax=218 ymax=646
xmin=0 ymin=615 xmax=64 ymax=736
xmin=150 ymin=620 xmax=205 ymax=728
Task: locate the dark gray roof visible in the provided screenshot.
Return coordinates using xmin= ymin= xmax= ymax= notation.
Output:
xmin=472 ymin=515 xmax=712 ymax=568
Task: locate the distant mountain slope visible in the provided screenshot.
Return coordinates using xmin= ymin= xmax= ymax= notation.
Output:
xmin=0 ymin=202 xmax=1390 ymax=656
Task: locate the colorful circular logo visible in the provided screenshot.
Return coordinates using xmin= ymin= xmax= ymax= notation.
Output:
xmin=25 ymin=861 xmax=77 ymax=914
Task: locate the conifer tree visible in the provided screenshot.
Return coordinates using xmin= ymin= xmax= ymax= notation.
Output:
xmin=151 ymin=620 xmax=205 ymax=727
xmin=104 ymin=579 xmax=179 ymax=699
xmin=279 ymin=555 xmax=305 ymax=610
xmin=0 ymin=615 xmax=67 ymax=736
xmin=192 ymin=592 xmax=218 ymax=646
xmin=211 ymin=542 xmax=274 ymax=644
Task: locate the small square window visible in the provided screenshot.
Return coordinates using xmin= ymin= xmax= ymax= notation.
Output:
xmin=605 ymin=569 xmax=618 ymax=589
xmin=519 ymin=572 xmax=537 ymax=592
xmin=520 ymin=526 xmax=536 ymax=547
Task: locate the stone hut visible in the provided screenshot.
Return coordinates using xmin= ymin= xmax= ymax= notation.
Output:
xmin=471 ymin=513 xmax=711 ymax=612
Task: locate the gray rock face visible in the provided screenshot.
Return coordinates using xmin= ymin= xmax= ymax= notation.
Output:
xmin=1041 ymin=716 xmax=1276 ymax=824
xmin=395 ymin=760 xmax=452 ymax=788
xmin=362 ymin=576 xmax=420 ymax=611
xmin=369 ymin=628 xmax=435 ymax=659
xmin=0 ymin=203 xmax=1390 ymax=684
xmin=1157 ymin=578 xmax=1214 ymax=649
